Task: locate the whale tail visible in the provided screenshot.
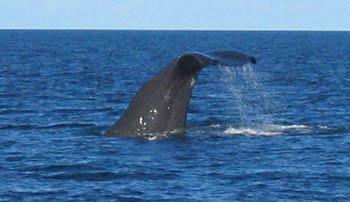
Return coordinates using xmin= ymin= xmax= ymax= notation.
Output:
xmin=176 ymin=50 xmax=256 ymax=74
xmin=105 ymin=50 xmax=256 ymax=137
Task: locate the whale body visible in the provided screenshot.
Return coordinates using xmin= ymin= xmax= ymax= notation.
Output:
xmin=105 ymin=50 xmax=256 ymax=137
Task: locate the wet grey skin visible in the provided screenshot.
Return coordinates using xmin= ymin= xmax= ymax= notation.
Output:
xmin=105 ymin=50 xmax=256 ymax=137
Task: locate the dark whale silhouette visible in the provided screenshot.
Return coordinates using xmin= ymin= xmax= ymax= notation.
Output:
xmin=105 ymin=50 xmax=256 ymax=137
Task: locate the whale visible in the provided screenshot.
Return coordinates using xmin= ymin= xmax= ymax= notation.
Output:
xmin=105 ymin=50 xmax=256 ymax=137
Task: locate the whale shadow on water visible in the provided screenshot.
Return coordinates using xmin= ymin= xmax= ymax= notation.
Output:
xmin=104 ymin=50 xmax=257 ymax=139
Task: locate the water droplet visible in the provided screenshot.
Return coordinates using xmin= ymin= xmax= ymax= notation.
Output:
xmin=139 ymin=117 xmax=143 ymax=125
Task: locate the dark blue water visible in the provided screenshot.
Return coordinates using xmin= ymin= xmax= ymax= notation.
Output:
xmin=1 ymin=30 xmax=349 ymax=201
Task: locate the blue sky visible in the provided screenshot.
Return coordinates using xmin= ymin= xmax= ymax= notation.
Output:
xmin=0 ymin=0 xmax=349 ymax=30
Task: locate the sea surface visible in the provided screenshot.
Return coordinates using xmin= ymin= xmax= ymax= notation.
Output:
xmin=0 ymin=30 xmax=349 ymax=201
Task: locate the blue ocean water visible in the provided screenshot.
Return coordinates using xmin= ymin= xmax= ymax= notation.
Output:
xmin=0 ymin=30 xmax=349 ymax=201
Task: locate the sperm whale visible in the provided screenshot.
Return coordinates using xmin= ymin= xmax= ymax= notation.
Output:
xmin=105 ymin=50 xmax=256 ymax=137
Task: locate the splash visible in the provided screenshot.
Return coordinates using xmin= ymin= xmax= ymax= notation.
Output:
xmin=141 ymin=129 xmax=186 ymax=141
xmin=219 ymin=63 xmax=272 ymax=128
xmin=217 ymin=63 xmax=339 ymax=137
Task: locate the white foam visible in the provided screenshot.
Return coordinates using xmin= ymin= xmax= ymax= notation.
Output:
xmin=224 ymin=127 xmax=279 ymax=136
xmin=146 ymin=136 xmax=158 ymax=141
xmin=267 ymin=124 xmax=310 ymax=130
xmin=223 ymin=124 xmax=315 ymax=136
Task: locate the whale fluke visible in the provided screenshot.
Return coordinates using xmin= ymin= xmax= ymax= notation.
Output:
xmin=105 ymin=50 xmax=256 ymax=137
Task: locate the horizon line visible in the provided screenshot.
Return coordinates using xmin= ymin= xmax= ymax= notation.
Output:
xmin=0 ymin=28 xmax=349 ymax=32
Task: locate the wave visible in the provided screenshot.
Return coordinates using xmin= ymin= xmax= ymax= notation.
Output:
xmin=8 ymin=188 xmax=67 ymax=195
xmin=0 ymin=109 xmax=37 ymax=115
xmin=0 ymin=122 xmax=97 ymax=130
xmin=45 ymin=171 xmax=178 ymax=181
xmin=40 ymin=122 xmax=97 ymax=129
